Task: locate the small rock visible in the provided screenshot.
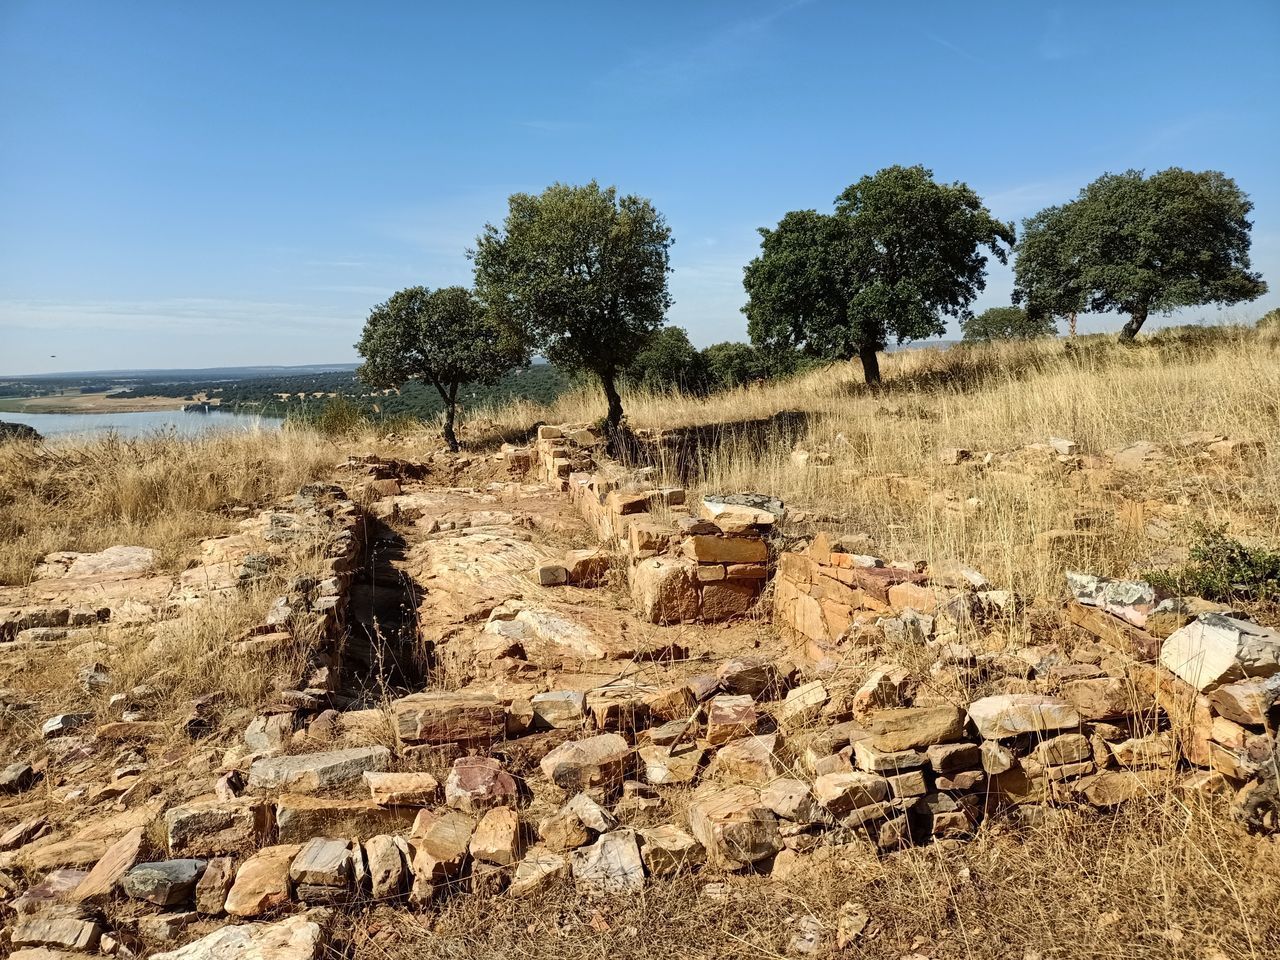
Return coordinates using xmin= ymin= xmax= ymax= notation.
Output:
xmin=123 ymin=859 xmax=207 ymax=906
xmin=570 ymin=830 xmax=645 ymax=896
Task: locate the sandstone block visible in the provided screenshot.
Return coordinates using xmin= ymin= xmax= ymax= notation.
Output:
xmin=967 ymin=694 xmax=1080 ymax=740
xmin=688 ymin=784 xmax=781 ymax=870
xmin=224 ymin=844 xmax=300 ymax=917
xmin=390 ymin=691 xmax=505 ymax=746
xmin=248 ymin=746 xmax=391 ymax=794
xmin=444 ymin=756 xmax=518 ymax=812
xmin=531 ymin=690 xmax=587 ymax=729
xmin=708 ymin=733 xmax=784 ymax=784
xmin=166 ymin=798 xmax=274 ymax=857
xmin=364 ymin=835 xmax=406 ymax=900
xmin=638 ymin=824 xmax=705 ymax=877
xmin=539 ymin=733 xmax=632 ymax=794
xmin=72 ymin=826 xmax=147 ymax=902
xmin=632 ymin=556 xmax=700 ymax=623
xmin=1208 ymin=677 xmax=1280 ymax=726
xmin=194 ymin=856 xmax=234 ymax=914
xmin=150 ymin=908 xmax=331 ymax=960
xmin=275 ymin=795 xmax=416 ymax=843
xmin=470 ymin=807 xmax=523 ymax=865
xmin=1160 ymin=614 xmax=1280 ymax=691
xmin=363 ymin=771 xmax=440 ymax=806
xmin=510 ymin=849 xmax=569 ymax=898
xmin=705 ymin=694 xmax=757 ymax=745
xmin=1060 ymin=677 xmax=1136 ymax=721
xmin=289 ymin=838 xmax=352 ymax=889
xmin=865 ymin=705 xmax=965 ymax=751
xmin=570 ymin=829 xmax=645 ymax=896
xmin=812 ymin=772 xmax=890 ymax=816
xmin=852 ymin=739 xmax=927 ymax=773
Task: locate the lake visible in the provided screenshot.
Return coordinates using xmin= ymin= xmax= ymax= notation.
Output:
xmin=1 ymin=409 xmax=284 ymax=439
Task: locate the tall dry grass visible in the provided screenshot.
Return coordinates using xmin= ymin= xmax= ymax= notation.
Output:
xmin=356 ymin=798 xmax=1278 ymax=960
xmin=483 ymin=327 xmax=1280 ymax=607
xmin=0 ymin=425 xmax=339 ymax=585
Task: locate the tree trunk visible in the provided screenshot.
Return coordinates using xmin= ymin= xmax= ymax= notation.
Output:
xmin=600 ymin=369 xmax=624 ymax=449
xmin=858 ymin=342 xmax=882 ymax=387
xmin=436 ymin=382 xmax=460 ymax=452
xmin=1068 ymin=312 xmax=1077 ymax=338
xmin=1119 ymin=305 xmax=1148 ymax=342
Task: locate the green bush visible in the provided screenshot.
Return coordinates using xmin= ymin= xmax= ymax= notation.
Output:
xmin=1146 ymin=524 xmax=1280 ymax=603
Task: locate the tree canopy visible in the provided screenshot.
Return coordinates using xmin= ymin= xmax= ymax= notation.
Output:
xmin=625 ymin=326 xmax=707 ymax=393
xmin=355 ymin=285 xmax=524 ymax=450
xmin=744 ymin=165 xmax=1014 ymax=384
xmin=472 ymin=180 xmax=673 ymax=438
xmin=961 ymin=305 xmax=1057 ymax=342
xmin=1014 ymin=168 xmax=1267 ymax=340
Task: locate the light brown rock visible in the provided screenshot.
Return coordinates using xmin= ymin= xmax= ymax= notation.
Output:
xmin=224 ymin=844 xmax=300 ymax=917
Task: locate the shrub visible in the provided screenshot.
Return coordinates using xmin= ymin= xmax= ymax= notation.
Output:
xmin=1146 ymin=524 xmax=1280 ymax=603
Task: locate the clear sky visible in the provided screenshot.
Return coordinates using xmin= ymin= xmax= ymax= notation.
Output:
xmin=2 ymin=1 xmax=1277 ymax=374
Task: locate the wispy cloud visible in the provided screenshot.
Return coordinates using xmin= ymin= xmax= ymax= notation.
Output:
xmin=602 ymin=0 xmax=819 ymax=96
xmin=0 ymin=297 xmax=356 ymax=334
xmin=1037 ymin=7 xmax=1073 ymax=62
xmin=926 ymin=34 xmax=994 ymax=70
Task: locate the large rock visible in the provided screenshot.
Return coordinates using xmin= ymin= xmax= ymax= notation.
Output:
xmin=470 ymin=807 xmax=523 ymax=865
xmin=637 ymin=825 xmax=705 ymax=877
xmin=194 ymin=856 xmax=235 ymax=914
xmin=364 ymin=835 xmax=406 ymax=900
xmin=71 ymin=826 xmax=147 ymax=902
xmin=812 ymin=772 xmax=890 ymax=817
xmin=1209 ymin=677 xmax=1280 ymax=726
xmin=538 ymin=733 xmax=632 ymax=793
xmin=166 ymin=798 xmax=274 ymax=857
xmin=123 ymin=859 xmax=207 ymax=906
xmin=704 ymin=694 xmax=757 ymax=745
xmin=275 ymin=795 xmax=416 ymax=843
xmin=363 ymin=771 xmax=440 ymax=806
xmin=1160 ymin=614 xmax=1280 ymax=691
xmin=687 ymin=784 xmax=780 ymax=870
xmin=865 ymin=705 xmax=965 ymax=751
xmin=1060 ymin=677 xmax=1136 ymax=721
xmin=1066 ymin=573 xmax=1156 ymax=627
xmin=409 ymin=810 xmax=474 ymax=903
xmin=632 ymin=557 xmax=700 ymax=624
xmin=247 ymin=746 xmax=390 ymax=793
xmin=708 ymin=733 xmax=784 ymax=784
xmin=289 ymin=838 xmax=353 ymax=889
xmin=444 ymin=756 xmax=519 ymax=812
xmin=569 ymin=830 xmax=645 ymax=896
xmin=10 ymin=916 xmax=102 ymax=952
xmin=224 ymin=844 xmax=301 ymax=917
xmin=510 ymin=849 xmax=570 ymax=898
xmin=390 ymin=691 xmax=506 ymax=746
xmin=966 ymin=694 xmax=1081 ymax=740
xmin=150 ymin=908 xmax=332 ymax=960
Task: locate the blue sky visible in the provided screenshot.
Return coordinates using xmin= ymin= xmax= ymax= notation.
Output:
xmin=2 ymin=1 xmax=1277 ymax=374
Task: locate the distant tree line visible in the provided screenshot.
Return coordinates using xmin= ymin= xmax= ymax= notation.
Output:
xmin=354 ymin=165 xmax=1267 ymax=447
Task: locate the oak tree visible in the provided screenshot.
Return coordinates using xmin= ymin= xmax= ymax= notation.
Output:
xmin=1014 ymin=169 xmax=1267 ymax=340
xmin=744 ymin=165 xmax=1014 ymax=385
xmin=472 ymin=181 xmax=673 ymax=439
xmin=355 ymin=285 xmax=524 ymax=451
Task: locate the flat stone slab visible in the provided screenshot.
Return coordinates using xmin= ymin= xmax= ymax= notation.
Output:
xmin=391 ymin=691 xmax=506 ymax=745
xmin=248 ymin=746 xmax=391 ymax=793
xmin=1160 ymin=613 xmax=1280 ymax=691
xmin=150 ymin=908 xmax=332 ymax=960
xmin=569 ymin=829 xmax=645 ymax=896
xmin=539 ymin=733 xmax=632 ymax=793
xmin=966 ymin=694 xmax=1081 ymax=740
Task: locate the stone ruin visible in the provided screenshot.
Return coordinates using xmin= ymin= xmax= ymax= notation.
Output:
xmin=0 ymin=424 xmax=1276 ymax=958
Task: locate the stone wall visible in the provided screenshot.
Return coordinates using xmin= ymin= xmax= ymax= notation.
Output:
xmin=772 ymin=531 xmax=1279 ymax=814
xmin=516 ymin=424 xmax=772 ymax=624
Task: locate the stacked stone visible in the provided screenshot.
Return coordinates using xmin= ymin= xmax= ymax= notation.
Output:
xmin=530 ymin=423 xmax=602 ymax=489
xmin=773 ymin=532 xmax=1010 ymax=670
xmin=520 ymin=422 xmax=774 ymax=624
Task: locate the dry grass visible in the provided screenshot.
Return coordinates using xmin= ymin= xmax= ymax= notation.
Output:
xmin=481 ymin=327 xmax=1280 ymax=609
xmin=347 ymin=800 xmax=1279 ymax=960
xmin=0 ymin=425 xmax=341 ymax=585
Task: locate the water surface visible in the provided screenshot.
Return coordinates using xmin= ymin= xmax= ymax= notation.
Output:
xmin=1 ymin=409 xmax=284 ymax=439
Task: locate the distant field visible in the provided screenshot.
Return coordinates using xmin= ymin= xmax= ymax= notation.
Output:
xmin=0 ymin=391 xmax=191 ymax=414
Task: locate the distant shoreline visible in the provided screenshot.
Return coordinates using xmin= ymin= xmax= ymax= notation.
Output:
xmin=0 ymin=392 xmax=205 ymax=415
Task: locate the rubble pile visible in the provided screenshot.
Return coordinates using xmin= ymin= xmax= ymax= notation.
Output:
xmin=2 ymin=427 xmax=1275 ymax=958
